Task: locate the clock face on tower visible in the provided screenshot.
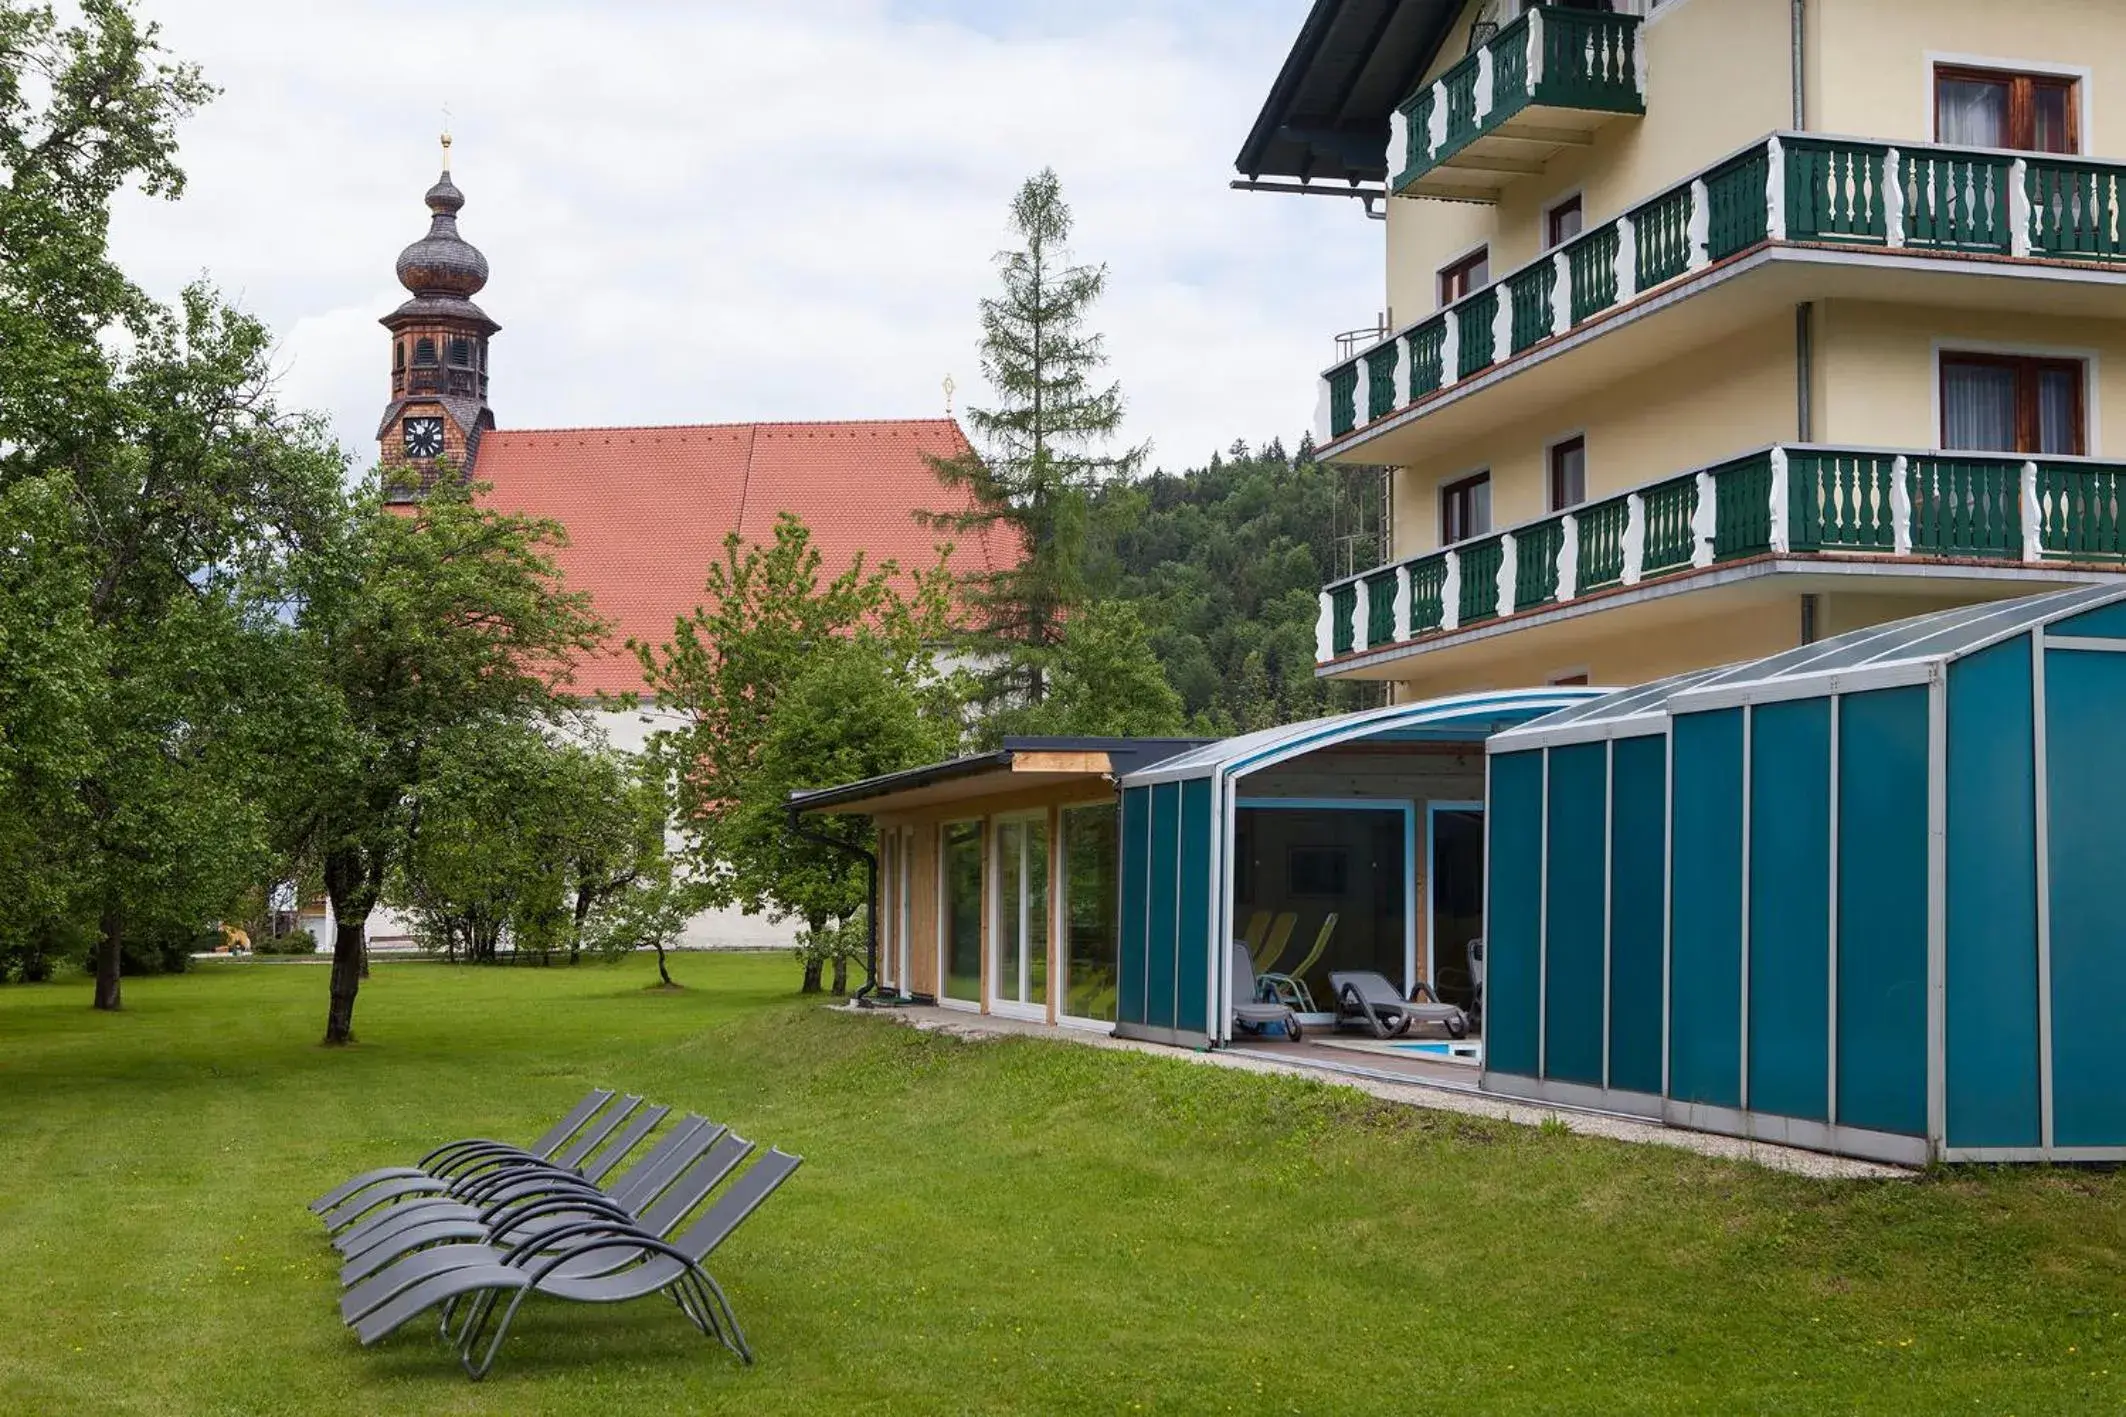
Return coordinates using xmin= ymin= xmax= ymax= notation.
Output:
xmin=403 ymin=416 xmax=445 ymax=459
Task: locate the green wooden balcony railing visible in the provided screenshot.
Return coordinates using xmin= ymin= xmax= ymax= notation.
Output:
xmin=1319 ymin=445 xmax=2126 ymax=666
xmin=1391 ymin=6 xmax=1643 ymax=195
xmin=1322 ymin=132 xmax=2126 ymax=446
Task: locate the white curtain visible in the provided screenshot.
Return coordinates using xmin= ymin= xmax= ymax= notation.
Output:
xmin=1938 ymin=79 xmax=2007 ymax=147
xmin=1942 ymin=362 xmax=2017 ymax=451
xmin=2038 ymin=369 xmax=2080 ymax=455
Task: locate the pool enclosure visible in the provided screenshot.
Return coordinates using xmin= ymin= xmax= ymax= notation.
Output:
xmin=1483 ymin=584 xmax=2126 ymax=1165
xmin=1111 ymin=689 xmax=1602 ymax=1049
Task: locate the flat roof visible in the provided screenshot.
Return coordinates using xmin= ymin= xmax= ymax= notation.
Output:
xmin=789 ymin=738 xmax=1211 ymax=816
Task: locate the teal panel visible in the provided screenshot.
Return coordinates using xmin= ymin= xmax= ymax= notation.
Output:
xmin=1748 ymin=699 xmax=1831 ymax=1123
xmin=1835 ymin=687 xmax=1930 ymax=1137
xmin=1946 ymin=637 xmax=2041 ymax=1148
xmin=2045 ymin=649 xmax=2126 ymax=1146
xmin=2051 ymin=600 xmax=2126 ymax=641
xmin=1669 ymin=710 xmax=1744 ymax=1108
xmin=1146 ymin=782 xmax=1181 ymax=1031
xmin=1486 ymin=751 xmax=1545 ymax=1077
xmin=1607 ymin=736 xmax=1667 ymax=1096
xmin=1119 ymin=786 xmax=1151 ymax=1027
xmin=1175 ymin=778 xmax=1214 ymax=1039
xmin=1543 ymin=743 xmax=1607 ymax=1085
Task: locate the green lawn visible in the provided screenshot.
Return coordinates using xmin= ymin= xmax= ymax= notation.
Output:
xmin=0 ymin=955 xmax=2120 ymax=1415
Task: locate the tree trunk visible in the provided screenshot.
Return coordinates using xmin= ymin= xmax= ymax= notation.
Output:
xmin=800 ymin=959 xmax=823 ymax=994
xmin=800 ymin=913 xmax=824 ymax=994
xmin=322 ymin=848 xmax=375 ymax=1046
xmin=570 ymin=887 xmax=593 ymax=964
xmin=653 ymin=942 xmax=677 ymax=988
xmin=831 ymin=954 xmax=847 ymax=997
xmin=92 ymin=899 xmax=123 ymax=1012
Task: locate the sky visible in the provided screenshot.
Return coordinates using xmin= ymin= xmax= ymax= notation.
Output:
xmin=108 ymin=0 xmax=1380 ymax=476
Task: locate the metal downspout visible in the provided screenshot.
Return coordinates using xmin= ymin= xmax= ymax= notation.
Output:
xmin=1791 ymin=0 xmax=1806 ymax=129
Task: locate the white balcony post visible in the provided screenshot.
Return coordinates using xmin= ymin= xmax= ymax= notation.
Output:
xmin=1614 ymin=213 xmax=1638 ymax=303
xmin=1768 ymin=447 xmax=1790 ymax=554
xmin=1557 ymin=513 xmax=1580 ymax=603
xmin=1633 ymin=16 xmax=1650 ymax=96
xmin=1474 ymin=46 xmax=1495 ymax=125
xmin=1428 ymin=80 xmax=1448 ymax=156
xmin=2021 ymin=461 xmax=2044 ymax=562
xmin=1441 ymin=312 xmax=1461 ymax=389
xmin=1354 ymin=575 xmax=1373 ymax=649
xmin=1388 ymin=109 xmax=1408 ymax=187
xmin=1622 ymin=493 xmax=1646 ymax=586
xmin=1883 ymin=147 xmax=1906 ymax=248
xmin=1526 ymin=8 xmax=1544 ymax=94
xmin=1691 ymin=470 xmax=1717 ymax=568
xmin=1891 ymin=455 xmax=1913 ymax=555
xmin=1313 ymin=375 xmax=1335 ymax=445
xmin=1393 ymin=565 xmax=1413 ymax=641
xmin=1766 ymin=136 xmax=1788 ymax=242
xmin=1687 ymin=178 xmax=1712 ymax=272
xmin=1492 ymin=287 xmax=1513 ymax=362
xmin=1551 ymin=252 xmax=1572 ymax=339
xmin=1441 ymin=551 xmax=1462 ymax=632
xmin=1496 ymin=532 xmax=1518 ymax=619
xmin=2011 ymin=157 xmax=2034 ymax=258
xmin=1315 ymin=589 xmax=1335 ymax=662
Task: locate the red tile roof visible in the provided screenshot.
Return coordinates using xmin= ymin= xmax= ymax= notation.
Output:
xmin=476 ymin=418 xmax=1000 ymax=697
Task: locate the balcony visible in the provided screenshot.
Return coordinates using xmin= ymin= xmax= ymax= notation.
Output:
xmin=1390 ymin=6 xmax=1644 ymax=203
xmin=1317 ymin=444 xmax=2126 ymax=669
xmin=1321 ymin=132 xmax=2126 ymax=453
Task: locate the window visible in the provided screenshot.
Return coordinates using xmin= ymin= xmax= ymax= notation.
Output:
xmin=412 ymin=337 xmax=438 ymax=367
xmin=1438 ymin=247 xmax=1491 ymax=307
xmin=1940 ymin=353 xmax=2084 ymax=456
xmin=1546 ymin=194 xmax=1584 ymax=250
xmin=1441 ymin=471 xmax=1492 ymax=544
xmin=1060 ymin=804 xmax=1118 ymax=1023
xmin=447 ymin=337 xmax=473 ymax=367
xmin=1936 ymin=66 xmax=2077 ymax=153
xmin=941 ymin=821 xmax=983 ymax=1004
xmin=393 ymin=342 xmax=405 ymax=372
xmin=1548 ymin=436 xmax=1587 ymax=510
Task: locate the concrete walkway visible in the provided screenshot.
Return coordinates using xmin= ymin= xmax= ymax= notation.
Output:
xmin=844 ymin=1001 xmax=1910 ymax=1182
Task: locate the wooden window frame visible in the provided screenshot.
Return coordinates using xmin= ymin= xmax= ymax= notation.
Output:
xmin=1440 ymin=470 xmax=1492 ymax=545
xmin=1548 ymin=434 xmax=1588 ymax=511
xmin=1438 ymin=246 xmax=1491 ymax=307
xmin=1545 ymin=193 xmax=1585 ymax=251
xmin=1939 ymin=351 xmax=2086 ymax=456
xmin=1933 ymin=64 xmax=2079 ymax=154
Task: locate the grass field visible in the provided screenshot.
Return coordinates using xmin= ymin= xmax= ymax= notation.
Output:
xmin=0 ymin=954 xmax=2121 ymax=1415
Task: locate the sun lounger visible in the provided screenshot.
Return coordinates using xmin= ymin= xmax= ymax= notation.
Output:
xmin=324 ymin=1098 xmax=661 ymax=1242
xmin=309 ymin=1088 xmax=613 ymax=1216
xmin=1260 ymin=912 xmax=1339 ymax=1013
xmin=1329 ymin=970 xmax=1469 ymax=1039
xmin=338 ymin=1115 xmax=724 ymax=1285
xmin=1230 ymin=941 xmax=1302 ymax=1042
xmin=353 ymin=1146 xmax=804 ymax=1379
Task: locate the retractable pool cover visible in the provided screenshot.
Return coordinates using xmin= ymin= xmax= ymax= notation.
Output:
xmin=1485 ymin=583 xmax=2126 ymax=1165
xmin=1110 ymin=689 xmax=1604 ymax=1048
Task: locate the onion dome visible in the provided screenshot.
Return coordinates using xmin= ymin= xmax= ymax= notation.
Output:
xmin=394 ymin=137 xmax=489 ymax=299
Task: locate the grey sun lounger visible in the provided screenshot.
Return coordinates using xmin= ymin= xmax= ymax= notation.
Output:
xmin=310 ymin=1088 xmax=613 ymax=1216
xmin=354 ymin=1145 xmax=803 ymax=1379
xmin=1230 ymin=941 xmax=1303 ymax=1042
xmin=340 ymin=1129 xmax=756 ymax=1322
xmin=338 ymin=1115 xmax=725 ymax=1286
xmin=1329 ymin=970 xmax=1469 ymax=1039
xmin=324 ymin=1098 xmax=660 ymax=1242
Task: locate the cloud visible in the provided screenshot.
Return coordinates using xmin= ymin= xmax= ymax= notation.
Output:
xmin=111 ymin=0 xmax=1377 ymax=473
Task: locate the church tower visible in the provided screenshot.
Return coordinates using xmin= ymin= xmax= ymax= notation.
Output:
xmin=378 ymin=135 xmax=498 ymax=497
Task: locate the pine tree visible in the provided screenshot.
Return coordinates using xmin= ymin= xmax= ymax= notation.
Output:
xmin=927 ymin=168 xmax=1143 ymax=710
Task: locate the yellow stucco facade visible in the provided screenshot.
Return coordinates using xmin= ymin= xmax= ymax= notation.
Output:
xmin=1338 ymin=0 xmax=2126 ymax=698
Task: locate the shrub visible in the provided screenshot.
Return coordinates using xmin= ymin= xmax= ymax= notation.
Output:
xmin=257 ymin=928 xmax=318 ymax=957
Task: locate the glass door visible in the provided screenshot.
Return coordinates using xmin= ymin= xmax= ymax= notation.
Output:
xmin=1060 ymin=803 xmax=1120 ymax=1026
xmin=990 ymin=815 xmax=1050 ymax=1020
xmin=941 ymin=821 xmax=984 ymax=1009
xmin=1427 ymin=805 xmax=1486 ymax=1019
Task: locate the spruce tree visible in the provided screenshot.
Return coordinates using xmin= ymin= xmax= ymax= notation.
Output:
xmin=927 ymin=168 xmax=1143 ymax=711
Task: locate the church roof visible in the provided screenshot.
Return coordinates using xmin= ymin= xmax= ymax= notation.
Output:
xmin=475 ymin=417 xmax=1003 ymax=698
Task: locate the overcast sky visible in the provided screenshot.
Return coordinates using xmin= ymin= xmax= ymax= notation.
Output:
xmin=107 ymin=0 xmax=1378 ymax=476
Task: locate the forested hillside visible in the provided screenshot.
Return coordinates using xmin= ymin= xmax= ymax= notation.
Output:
xmin=1088 ymin=437 xmax=1389 ymax=735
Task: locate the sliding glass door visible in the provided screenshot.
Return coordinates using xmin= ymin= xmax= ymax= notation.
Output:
xmin=990 ymin=815 xmax=1049 ymax=1020
xmin=941 ymin=821 xmax=983 ymax=1007
xmin=1060 ymin=803 xmax=1119 ymax=1024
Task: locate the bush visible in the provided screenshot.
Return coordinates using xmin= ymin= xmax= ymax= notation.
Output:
xmin=80 ymin=925 xmax=203 ymax=978
xmin=256 ymin=928 xmax=318 ymax=957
